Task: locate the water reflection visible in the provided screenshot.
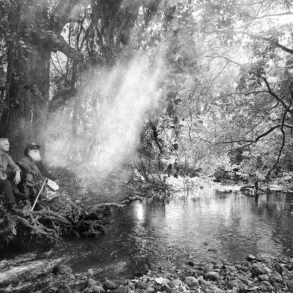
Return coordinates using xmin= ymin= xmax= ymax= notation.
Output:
xmin=133 ymin=201 xmax=145 ymax=223
xmin=66 ymin=188 xmax=293 ymax=276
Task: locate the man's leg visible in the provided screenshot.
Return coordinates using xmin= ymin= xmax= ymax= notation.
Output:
xmin=0 ymin=179 xmax=16 ymax=207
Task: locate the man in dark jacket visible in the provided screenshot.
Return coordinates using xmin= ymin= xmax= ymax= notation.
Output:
xmin=18 ymin=143 xmax=56 ymax=202
xmin=0 ymin=138 xmax=21 ymax=207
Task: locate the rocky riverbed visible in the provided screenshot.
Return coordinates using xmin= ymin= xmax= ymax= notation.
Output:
xmin=2 ymin=253 xmax=293 ymax=292
xmin=78 ymin=255 xmax=293 ymax=293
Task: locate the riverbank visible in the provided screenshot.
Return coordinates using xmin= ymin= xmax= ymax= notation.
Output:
xmin=0 ymin=167 xmax=169 ymax=252
xmin=1 ymin=253 xmax=293 ymax=292
xmin=1 ymin=174 xmax=293 ymax=292
xmin=213 ymin=166 xmax=293 ymax=196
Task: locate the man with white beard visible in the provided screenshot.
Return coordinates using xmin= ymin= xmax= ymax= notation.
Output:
xmin=18 ymin=143 xmax=59 ymax=204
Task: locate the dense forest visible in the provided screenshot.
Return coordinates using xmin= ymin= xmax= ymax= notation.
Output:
xmin=0 ymin=0 xmax=293 ymax=178
xmin=1 ymin=0 xmax=293 ymax=180
xmin=0 ymin=1 xmax=293 ymax=292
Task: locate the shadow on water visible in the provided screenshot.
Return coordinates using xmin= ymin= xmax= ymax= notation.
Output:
xmin=57 ymin=185 xmax=293 ymax=278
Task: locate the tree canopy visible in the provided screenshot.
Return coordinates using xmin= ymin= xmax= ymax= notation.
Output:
xmin=0 ymin=0 xmax=293 ymax=177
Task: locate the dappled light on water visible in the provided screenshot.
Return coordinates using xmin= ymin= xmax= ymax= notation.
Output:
xmin=59 ymin=185 xmax=293 ymax=277
xmin=133 ymin=201 xmax=145 ymax=223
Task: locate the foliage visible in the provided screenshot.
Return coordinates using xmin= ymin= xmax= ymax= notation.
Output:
xmin=1 ymin=0 xmax=293 ymax=181
xmin=148 ymin=0 xmax=293 ymax=178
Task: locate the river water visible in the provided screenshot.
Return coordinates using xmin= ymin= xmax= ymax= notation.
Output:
xmin=59 ymin=182 xmax=293 ymax=278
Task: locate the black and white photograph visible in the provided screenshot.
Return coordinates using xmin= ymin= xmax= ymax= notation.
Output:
xmin=0 ymin=0 xmax=293 ymax=292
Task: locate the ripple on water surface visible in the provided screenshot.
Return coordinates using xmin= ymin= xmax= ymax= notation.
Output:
xmin=63 ymin=187 xmax=293 ymax=278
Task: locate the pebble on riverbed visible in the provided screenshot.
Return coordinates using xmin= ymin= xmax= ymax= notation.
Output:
xmin=185 ymin=276 xmax=199 ymax=287
xmin=205 ymin=271 xmax=220 ymax=281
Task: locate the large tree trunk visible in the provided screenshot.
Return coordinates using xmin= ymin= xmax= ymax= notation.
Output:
xmin=0 ymin=2 xmax=50 ymax=157
xmin=5 ymin=42 xmax=50 ymax=157
xmin=0 ymin=0 xmax=81 ymax=157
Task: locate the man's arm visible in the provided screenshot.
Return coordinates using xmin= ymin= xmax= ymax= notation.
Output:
xmin=7 ymin=154 xmax=20 ymax=173
xmin=7 ymin=154 xmax=21 ymax=184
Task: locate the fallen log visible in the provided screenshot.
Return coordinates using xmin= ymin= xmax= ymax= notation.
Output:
xmin=90 ymin=202 xmax=126 ymax=209
xmin=0 ymin=253 xmax=36 ymax=271
xmin=0 ymin=257 xmax=64 ymax=287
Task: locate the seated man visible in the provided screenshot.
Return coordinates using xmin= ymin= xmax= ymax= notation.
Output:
xmin=0 ymin=138 xmax=21 ymax=208
xmin=18 ymin=143 xmax=58 ymax=203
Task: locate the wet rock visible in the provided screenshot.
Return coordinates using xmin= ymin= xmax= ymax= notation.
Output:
xmin=126 ymin=281 xmax=135 ymax=290
xmin=57 ymin=285 xmax=73 ymax=293
xmin=171 ymin=278 xmax=189 ymax=291
xmin=213 ymin=262 xmax=222 ymax=269
xmin=103 ymin=279 xmax=118 ymax=290
xmin=136 ymin=280 xmax=148 ymax=289
xmin=273 ymin=263 xmax=283 ymax=275
xmin=154 ymin=277 xmax=171 ymax=292
xmin=237 ymin=264 xmax=249 ymax=272
xmin=260 ymin=281 xmax=274 ymax=291
xmin=258 ymin=274 xmax=269 ymax=281
xmin=205 ymin=271 xmax=220 ymax=281
xmin=114 ymin=285 xmax=128 ymax=293
xmin=53 ymin=264 xmax=73 ymax=275
xmin=198 ymin=276 xmax=209 ymax=286
xmin=287 ymin=263 xmax=293 ymax=271
xmin=154 ymin=277 xmax=169 ymax=286
xmin=184 ymin=276 xmax=199 ymax=287
xmin=270 ymin=271 xmax=282 ymax=283
xmin=287 ymin=280 xmax=293 ymax=293
xmin=246 ymin=254 xmax=256 ymax=261
xmin=210 ymin=285 xmax=225 ymax=293
xmin=288 ymin=260 xmax=293 ymax=271
xmin=203 ymin=264 xmax=214 ymax=274
xmin=264 ymin=267 xmax=272 ymax=275
xmin=86 ymin=279 xmax=105 ymax=293
xmin=145 ymin=286 xmax=155 ymax=293
xmin=251 ymin=263 xmax=270 ymax=276
xmin=85 ymin=285 xmax=105 ymax=293
xmin=169 ymin=278 xmax=183 ymax=288
xmin=257 ymin=254 xmax=273 ymax=264
xmin=84 ymin=282 xmax=105 ymax=293
xmin=228 ymin=279 xmax=247 ymax=290
xmin=88 ymin=278 xmax=98 ymax=287
xmin=225 ymin=265 xmax=237 ymax=273
xmin=239 ymin=276 xmax=251 ymax=286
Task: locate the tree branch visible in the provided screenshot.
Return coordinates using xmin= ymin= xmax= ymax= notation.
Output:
xmin=262 ymin=37 xmax=293 ymax=55
xmin=205 ymin=54 xmax=243 ymax=66
xmin=217 ymin=123 xmax=293 ymax=146
xmin=249 ymin=12 xmax=293 ymax=20
xmin=261 ymin=76 xmax=293 ymax=115
xmin=29 ymin=29 xmax=83 ymax=61
xmin=266 ymin=99 xmax=293 ymax=178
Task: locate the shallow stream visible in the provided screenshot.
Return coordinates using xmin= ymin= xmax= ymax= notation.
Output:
xmin=57 ymin=183 xmax=293 ymax=278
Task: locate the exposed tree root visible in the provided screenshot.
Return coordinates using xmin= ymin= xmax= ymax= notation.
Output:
xmin=0 ymin=196 xmax=117 ymax=249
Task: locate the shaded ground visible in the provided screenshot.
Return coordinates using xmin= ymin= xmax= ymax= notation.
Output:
xmin=1 ymin=252 xmax=293 ymax=292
